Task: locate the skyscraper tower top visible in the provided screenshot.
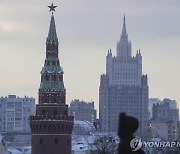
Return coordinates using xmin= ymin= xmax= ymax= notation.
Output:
xmin=106 ymin=16 xmax=142 ymax=86
xmin=117 ymin=15 xmax=132 ymax=57
xmin=121 ymin=15 xmax=127 ymax=37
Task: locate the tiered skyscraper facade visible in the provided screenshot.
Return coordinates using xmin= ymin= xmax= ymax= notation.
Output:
xmin=99 ymin=16 xmax=148 ymax=138
xmin=30 ymin=5 xmax=74 ymax=154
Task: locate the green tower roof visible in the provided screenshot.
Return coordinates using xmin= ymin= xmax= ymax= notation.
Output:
xmin=47 ymin=14 xmax=58 ymax=43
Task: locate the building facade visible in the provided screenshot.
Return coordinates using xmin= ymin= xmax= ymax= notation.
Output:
xmin=148 ymin=98 xmax=160 ymax=118
xmin=149 ymin=119 xmax=177 ymax=141
xmin=148 ymin=98 xmax=179 ymax=140
xmin=30 ymin=5 xmax=74 ymax=154
xmin=99 ymin=16 xmax=148 ymax=138
xmin=0 ymin=134 xmax=9 ymax=154
xmin=73 ymin=120 xmax=96 ymax=135
xmin=69 ymin=99 xmax=96 ymax=123
xmin=0 ymin=95 xmax=35 ymax=133
xmin=152 ymin=98 xmax=179 ymax=122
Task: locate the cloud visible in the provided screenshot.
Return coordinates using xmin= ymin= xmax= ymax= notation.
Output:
xmin=0 ymin=20 xmax=22 ymax=32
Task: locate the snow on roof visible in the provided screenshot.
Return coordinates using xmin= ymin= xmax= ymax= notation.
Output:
xmin=8 ymin=148 xmax=23 ymax=153
xmin=73 ymin=120 xmax=96 ymax=135
xmin=8 ymin=146 xmax=31 ymax=154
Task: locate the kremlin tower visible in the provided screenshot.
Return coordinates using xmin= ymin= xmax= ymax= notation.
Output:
xmin=30 ymin=4 xmax=74 ymax=154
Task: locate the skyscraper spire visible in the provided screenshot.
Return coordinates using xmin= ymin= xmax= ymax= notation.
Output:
xmin=121 ymin=14 xmax=127 ymax=36
xmin=117 ymin=15 xmax=131 ymax=57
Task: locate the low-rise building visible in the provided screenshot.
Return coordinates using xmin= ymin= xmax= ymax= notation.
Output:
xmin=148 ymin=98 xmax=160 ymax=118
xmin=149 ymin=119 xmax=177 ymax=141
xmin=148 ymin=98 xmax=179 ymax=140
xmin=69 ymin=99 xmax=97 ymax=123
xmin=0 ymin=95 xmax=35 ymax=133
xmin=152 ymin=98 xmax=179 ymax=122
xmin=73 ymin=120 xmax=96 ymax=135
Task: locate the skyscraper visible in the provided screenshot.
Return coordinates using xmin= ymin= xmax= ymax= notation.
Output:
xmin=99 ymin=16 xmax=148 ymax=138
xmin=30 ymin=4 xmax=74 ymax=154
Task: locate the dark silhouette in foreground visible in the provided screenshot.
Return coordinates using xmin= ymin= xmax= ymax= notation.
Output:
xmin=118 ymin=113 xmax=145 ymax=154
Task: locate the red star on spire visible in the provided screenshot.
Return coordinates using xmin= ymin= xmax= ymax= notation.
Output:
xmin=48 ymin=3 xmax=57 ymax=13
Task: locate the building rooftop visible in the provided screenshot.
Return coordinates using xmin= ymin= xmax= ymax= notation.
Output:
xmin=73 ymin=120 xmax=96 ymax=135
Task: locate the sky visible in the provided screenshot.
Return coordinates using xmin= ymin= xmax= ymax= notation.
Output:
xmin=0 ymin=0 xmax=180 ymax=115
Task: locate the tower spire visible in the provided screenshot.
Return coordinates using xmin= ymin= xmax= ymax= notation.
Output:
xmin=122 ymin=14 xmax=127 ymax=36
xmin=116 ymin=15 xmax=131 ymax=57
xmin=46 ymin=5 xmax=59 ymax=57
xmin=47 ymin=14 xmax=58 ymax=43
xmin=47 ymin=4 xmax=58 ymax=43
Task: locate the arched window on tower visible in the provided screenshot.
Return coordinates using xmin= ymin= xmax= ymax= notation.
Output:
xmin=42 ymin=109 xmax=45 ymax=115
xmin=53 ymin=125 xmax=56 ymax=130
xmin=52 ymin=45 xmax=55 ymax=51
xmin=68 ymin=126 xmax=71 ymax=132
xmin=33 ymin=125 xmax=35 ymax=133
xmin=59 ymin=75 xmax=63 ymax=81
xmin=36 ymin=125 xmax=38 ymax=132
xmin=57 ymin=125 xmax=60 ymax=130
xmin=44 ymin=125 xmax=46 ymax=132
xmin=62 ymin=125 xmax=64 ymax=132
xmin=40 ymin=125 xmax=42 ymax=132
xmin=53 ymin=75 xmax=56 ymax=81
xmin=55 ymin=138 xmax=58 ymax=145
xmin=66 ymin=125 xmax=67 ymax=133
xmin=54 ymin=98 xmax=57 ymax=103
xmin=54 ymin=109 xmax=57 ymax=116
xmin=48 ymin=125 xmax=51 ymax=131
xmin=47 ymin=61 xmax=50 ymax=66
xmin=52 ymin=61 xmax=56 ymax=65
xmin=45 ymin=74 xmax=49 ymax=81
xmin=64 ymin=110 xmax=67 ymax=115
xmin=40 ymin=138 xmax=43 ymax=144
